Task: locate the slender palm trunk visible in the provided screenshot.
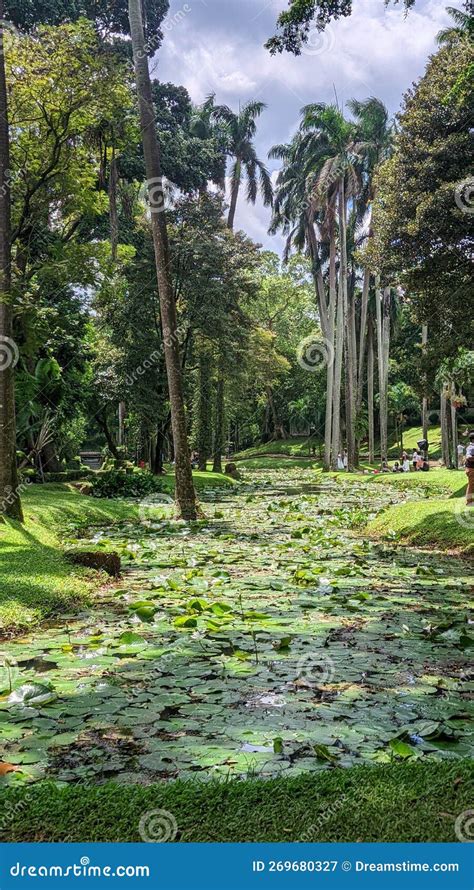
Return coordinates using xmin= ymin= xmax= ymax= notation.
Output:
xmin=331 ymin=270 xmax=344 ymax=469
xmin=421 ymin=323 xmax=428 ymax=440
xmin=323 ymin=219 xmax=336 ymax=469
xmin=213 ymin=359 xmax=224 ymax=473
xmin=109 ymin=141 xmax=119 ymax=263
xmin=450 ymin=393 xmax=458 ymax=469
xmin=194 ymin=343 xmax=212 ymax=471
xmin=128 ymin=0 xmax=197 ymax=518
xmin=379 ymin=287 xmax=391 ymax=463
xmin=227 ymin=159 xmax=241 ymax=229
xmin=440 ymin=384 xmax=452 ymax=468
xmin=0 ymin=10 xmax=22 ymax=521
xmin=339 ymin=181 xmax=355 ymax=470
xmin=367 ymin=318 xmax=374 ymax=464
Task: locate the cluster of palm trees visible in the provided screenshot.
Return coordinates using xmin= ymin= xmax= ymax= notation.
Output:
xmin=269 ymin=96 xmax=397 ymax=470
xmin=191 ymin=92 xmax=404 ymax=472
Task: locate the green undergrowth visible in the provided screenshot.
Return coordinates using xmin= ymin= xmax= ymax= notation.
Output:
xmin=1 ymin=761 xmax=472 ymax=842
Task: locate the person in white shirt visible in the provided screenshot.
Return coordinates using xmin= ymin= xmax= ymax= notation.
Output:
xmin=457 ymin=442 xmax=465 ymax=467
xmin=412 ymin=450 xmax=419 ymax=471
xmin=465 ymin=432 xmax=474 ymax=506
xmin=402 ymin=457 xmax=410 ymax=472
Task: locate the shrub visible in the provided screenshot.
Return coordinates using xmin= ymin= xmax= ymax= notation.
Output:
xmin=90 ymin=468 xmax=163 ymax=499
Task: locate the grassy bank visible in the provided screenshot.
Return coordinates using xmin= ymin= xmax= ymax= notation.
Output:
xmin=1 ymin=761 xmax=472 ymax=842
xmin=0 ymin=471 xmax=234 ymax=631
xmin=366 ymin=468 xmax=473 ymax=554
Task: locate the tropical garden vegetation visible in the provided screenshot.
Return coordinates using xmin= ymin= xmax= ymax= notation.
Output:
xmin=0 ymin=0 xmax=472 ymax=845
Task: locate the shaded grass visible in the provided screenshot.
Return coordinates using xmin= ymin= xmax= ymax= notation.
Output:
xmin=0 ymin=472 xmax=235 ymax=631
xmin=1 ymin=761 xmax=472 ymax=842
xmin=368 ymin=498 xmax=473 ymax=555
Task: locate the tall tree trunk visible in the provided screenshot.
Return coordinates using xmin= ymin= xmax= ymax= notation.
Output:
xmin=450 ymin=392 xmax=458 ymax=469
xmin=323 ymin=219 xmax=336 ymax=470
xmin=266 ymin=385 xmax=286 ymax=440
xmin=118 ymin=401 xmax=126 ymax=447
xmin=376 ymin=281 xmax=390 ymax=463
xmin=227 ymin=160 xmax=241 ymax=229
xmin=109 ymin=141 xmax=119 ymax=262
xmin=128 ymin=0 xmax=197 ymax=519
xmin=194 ymin=342 xmax=212 ymax=471
xmin=355 ymin=267 xmax=370 ymax=463
xmin=331 ymin=270 xmax=344 ymax=469
xmin=440 ymin=384 xmax=452 ymax=468
xmin=97 ymin=409 xmax=120 ymax=459
xmin=213 ymin=361 xmax=224 ymax=473
xmin=0 ymin=9 xmax=22 ymax=521
xmin=339 ymin=181 xmax=355 ymax=471
xmin=421 ymin=323 xmax=428 ymax=440
xmin=367 ymin=318 xmax=374 ymax=464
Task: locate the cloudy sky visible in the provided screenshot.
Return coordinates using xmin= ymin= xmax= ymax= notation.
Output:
xmin=155 ymin=0 xmax=459 ymax=251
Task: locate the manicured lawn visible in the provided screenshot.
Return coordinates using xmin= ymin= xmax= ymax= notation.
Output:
xmin=0 ymin=472 xmax=235 ymax=631
xmin=365 ymin=468 xmax=473 ymax=555
xmin=1 ymin=761 xmax=472 ymax=842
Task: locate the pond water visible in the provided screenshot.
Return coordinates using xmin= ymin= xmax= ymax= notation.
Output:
xmin=0 ymin=468 xmax=472 ymax=785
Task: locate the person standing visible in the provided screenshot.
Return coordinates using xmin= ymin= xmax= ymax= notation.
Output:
xmin=465 ymin=432 xmax=474 ymax=507
xmin=457 ymin=442 xmax=465 ymax=467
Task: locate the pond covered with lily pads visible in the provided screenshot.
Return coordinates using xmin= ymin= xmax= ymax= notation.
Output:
xmin=1 ymin=467 xmax=473 ymax=785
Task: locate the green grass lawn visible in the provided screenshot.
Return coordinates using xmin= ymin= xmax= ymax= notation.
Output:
xmin=365 ymin=468 xmax=473 ymax=555
xmin=233 ymin=426 xmax=445 ymax=462
xmin=1 ymin=761 xmax=472 ymax=842
xmin=0 ymin=471 xmax=234 ymax=631
xmin=387 ymin=425 xmax=442 ymax=459
xmin=234 ymin=438 xmax=318 ymax=459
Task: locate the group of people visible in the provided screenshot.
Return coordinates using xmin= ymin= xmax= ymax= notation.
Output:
xmin=387 ymin=449 xmax=430 ymax=474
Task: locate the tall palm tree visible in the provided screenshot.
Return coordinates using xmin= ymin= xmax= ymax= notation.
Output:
xmin=214 ymin=100 xmax=273 ymax=229
xmin=437 ymin=6 xmax=473 ymax=44
xmin=299 ymin=103 xmax=360 ymax=469
xmin=347 ymin=97 xmax=392 ymax=459
xmin=128 ymin=0 xmax=198 ymax=519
